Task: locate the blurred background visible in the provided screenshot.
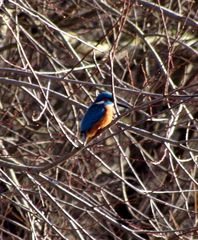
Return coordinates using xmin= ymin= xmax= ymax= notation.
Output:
xmin=0 ymin=0 xmax=198 ymax=239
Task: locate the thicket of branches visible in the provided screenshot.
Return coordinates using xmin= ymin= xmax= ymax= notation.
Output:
xmin=0 ymin=0 xmax=198 ymax=239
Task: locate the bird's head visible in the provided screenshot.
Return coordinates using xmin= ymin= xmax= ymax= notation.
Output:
xmin=94 ymin=91 xmax=113 ymax=104
xmin=94 ymin=91 xmax=128 ymax=108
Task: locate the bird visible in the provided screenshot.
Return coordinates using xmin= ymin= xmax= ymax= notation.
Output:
xmin=80 ymin=91 xmax=128 ymax=143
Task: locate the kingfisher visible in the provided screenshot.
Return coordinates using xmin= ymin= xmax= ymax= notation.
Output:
xmin=80 ymin=91 xmax=128 ymax=143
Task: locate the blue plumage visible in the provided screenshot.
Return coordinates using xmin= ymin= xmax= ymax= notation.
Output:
xmin=94 ymin=91 xmax=113 ymax=102
xmin=80 ymin=91 xmax=127 ymax=142
xmin=80 ymin=103 xmax=105 ymax=135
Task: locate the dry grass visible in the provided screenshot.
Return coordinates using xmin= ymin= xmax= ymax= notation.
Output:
xmin=0 ymin=0 xmax=198 ymax=239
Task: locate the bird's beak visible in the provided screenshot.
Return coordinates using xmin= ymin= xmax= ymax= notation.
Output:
xmin=117 ymin=101 xmax=129 ymax=109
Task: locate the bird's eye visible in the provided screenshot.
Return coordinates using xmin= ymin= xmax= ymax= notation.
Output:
xmin=104 ymin=98 xmax=111 ymax=102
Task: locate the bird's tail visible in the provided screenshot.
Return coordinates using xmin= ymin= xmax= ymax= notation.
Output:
xmin=81 ymin=132 xmax=92 ymax=144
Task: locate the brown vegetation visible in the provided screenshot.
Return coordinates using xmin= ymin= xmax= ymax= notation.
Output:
xmin=0 ymin=0 xmax=198 ymax=239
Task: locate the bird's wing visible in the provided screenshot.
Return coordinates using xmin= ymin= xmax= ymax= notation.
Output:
xmin=80 ymin=104 xmax=105 ymax=133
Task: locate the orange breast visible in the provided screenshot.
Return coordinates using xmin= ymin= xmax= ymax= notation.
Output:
xmin=87 ymin=104 xmax=114 ymax=141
